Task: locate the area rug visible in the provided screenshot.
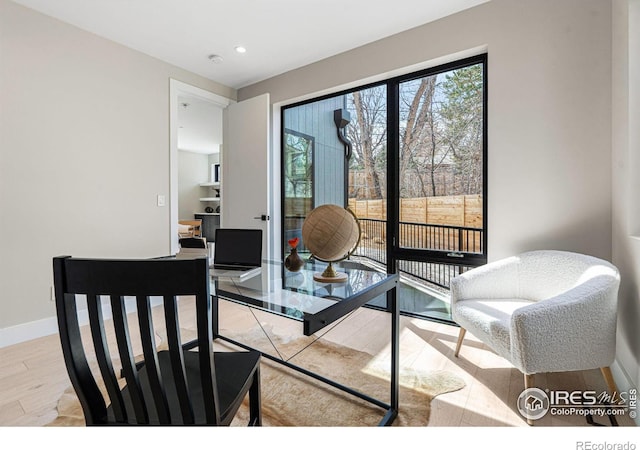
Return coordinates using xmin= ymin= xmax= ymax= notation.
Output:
xmin=47 ymin=337 xmax=465 ymax=427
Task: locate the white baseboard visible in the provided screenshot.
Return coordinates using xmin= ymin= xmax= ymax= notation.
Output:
xmin=0 ymin=315 xmax=60 ymax=349
xmin=611 ymin=359 xmax=640 ymax=426
xmin=0 ymin=297 xmax=163 ymax=349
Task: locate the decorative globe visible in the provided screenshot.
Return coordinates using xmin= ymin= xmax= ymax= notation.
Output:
xmin=302 ymin=204 xmax=360 ymax=281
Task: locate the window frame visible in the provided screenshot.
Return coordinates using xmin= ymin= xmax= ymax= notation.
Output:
xmin=280 ymin=53 xmax=488 ymax=271
xmin=387 ymin=53 xmax=488 ymax=269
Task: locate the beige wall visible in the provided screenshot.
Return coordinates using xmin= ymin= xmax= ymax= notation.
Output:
xmin=0 ymin=0 xmax=236 ymax=341
xmin=178 ymin=150 xmax=209 ymax=220
xmin=612 ymin=0 xmax=640 ymax=404
xmin=241 ymin=0 xmax=613 ymax=262
xmin=240 ymin=0 xmax=640 ymax=395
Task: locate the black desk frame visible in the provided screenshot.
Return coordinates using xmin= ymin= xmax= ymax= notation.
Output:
xmin=212 ymin=273 xmax=400 ymax=426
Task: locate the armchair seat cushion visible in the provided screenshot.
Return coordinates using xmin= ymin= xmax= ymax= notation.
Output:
xmin=454 ymin=298 xmax=535 ymax=361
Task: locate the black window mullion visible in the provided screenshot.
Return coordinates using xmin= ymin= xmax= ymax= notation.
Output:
xmin=386 ymin=80 xmax=399 ymax=277
xmin=482 ymin=55 xmax=489 ymax=262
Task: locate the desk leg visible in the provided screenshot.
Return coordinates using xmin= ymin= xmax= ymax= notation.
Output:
xmin=379 ymin=283 xmax=399 ymax=426
xmin=390 ymin=285 xmax=399 ymax=413
xmin=212 ymin=280 xmax=219 ymax=339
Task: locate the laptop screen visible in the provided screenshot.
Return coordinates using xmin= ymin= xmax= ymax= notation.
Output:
xmin=214 ymin=228 xmax=262 ymax=267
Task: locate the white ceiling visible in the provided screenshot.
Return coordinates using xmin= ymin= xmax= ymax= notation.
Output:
xmin=177 ymin=96 xmax=223 ymax=154
xmin=11 ymin=0 xmax=488 ymax=89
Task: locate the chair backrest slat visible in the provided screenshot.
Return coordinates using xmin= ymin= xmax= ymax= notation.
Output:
xmin=163 ymin=296 xmax=195 ymax=424
xmin=110 ymin=295 xmax=149 ymax=424
xmin=195 ymin=286 xmax=219 ymax=423
xmin=58 ymin=293 xmax=108 ymax=425
xmin=86 ymin=294 xmax=127 ymax=423
xmin=136 ymin=295 xmax=171 ymax=424
xmin=53 ymin=257 xmax=107 ymax=425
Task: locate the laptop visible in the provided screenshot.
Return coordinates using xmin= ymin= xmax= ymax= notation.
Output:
xmin=210 ymin=228 xmax=262 ymax=280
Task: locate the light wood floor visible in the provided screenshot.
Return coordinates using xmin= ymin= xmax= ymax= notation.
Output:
xmin=0 ymin=299 xmax=636 ymax=428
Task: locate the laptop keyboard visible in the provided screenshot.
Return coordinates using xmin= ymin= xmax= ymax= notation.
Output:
xmin=213 ymin=265 xmax=254 ymax=271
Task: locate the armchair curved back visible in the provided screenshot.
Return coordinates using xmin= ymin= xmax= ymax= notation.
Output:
xmin=516 ymin=250 xmax=619 ymax=302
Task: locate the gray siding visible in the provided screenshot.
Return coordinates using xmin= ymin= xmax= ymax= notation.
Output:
xmin=284 ymin=96 xmax=346 ymax=207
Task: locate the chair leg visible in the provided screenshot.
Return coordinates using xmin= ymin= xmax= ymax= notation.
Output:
xmin=524 ymin=374 xmax=535 ymax=426
xmin=248 ymin=366 xmax=262 ymax=426
xmin=524 ymin=373 xmax=534 ymax=390
xmin=600 ymin=367 xmax=618 ymax=397
xmin=454 ymin=328 xmax=466 ymax=357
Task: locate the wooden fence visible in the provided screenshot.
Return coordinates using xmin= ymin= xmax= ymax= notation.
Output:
xmin=348 ymin=195 xmax=483 ymax=251
xmin=348 ymin=195 xmax=482 ymax=228
xmin=287 ymin=194 xmax=482 ymax=229
xmin=285 ymin=195 xmax=483 ymax=250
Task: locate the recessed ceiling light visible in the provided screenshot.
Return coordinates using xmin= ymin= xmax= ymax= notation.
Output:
xmin=235 ymin=46 xmax=247 ymax=54
xmin=208 ymin=54 xmax=223 ymax=63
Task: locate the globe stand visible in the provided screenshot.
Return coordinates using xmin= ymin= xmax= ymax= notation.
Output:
xmin=313 ymin=261 xmax=348 ymax=283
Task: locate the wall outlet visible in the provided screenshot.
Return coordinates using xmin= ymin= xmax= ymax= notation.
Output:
xmin=157 ymin=194 xmax=166 ymax=207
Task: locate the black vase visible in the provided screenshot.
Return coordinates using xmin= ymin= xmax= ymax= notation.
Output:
xmin=284 ymin=248 xmax=304 ymax=272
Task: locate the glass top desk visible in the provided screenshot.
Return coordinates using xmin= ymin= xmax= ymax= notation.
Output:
xmin=210 ymin=259 xmax=400 ymax=426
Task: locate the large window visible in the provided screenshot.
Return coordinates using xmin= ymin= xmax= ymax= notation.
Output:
xmin=281 ymin=54 xmax=487 ymax=323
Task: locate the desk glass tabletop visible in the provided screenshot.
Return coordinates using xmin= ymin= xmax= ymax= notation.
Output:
xmin=211 ymin=259 xmax=395 ymax=322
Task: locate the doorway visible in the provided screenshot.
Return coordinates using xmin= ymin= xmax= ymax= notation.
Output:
xmin=169 ymin=79 xmax=231 ymax=254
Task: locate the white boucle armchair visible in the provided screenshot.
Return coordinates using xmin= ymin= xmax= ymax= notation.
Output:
xmin=451 ymin=250 xmax=620 ymax=398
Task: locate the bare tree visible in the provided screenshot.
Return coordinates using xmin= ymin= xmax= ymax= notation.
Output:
xmin=347 ymin=86 xmax=386 ymax=199
xmin=346 ymin=63 xmax=483 ymax=201
xmin=399 ymin=76 xmax=452 ymax=197
xmin=440 ymin=65 xmax=483 ymax=195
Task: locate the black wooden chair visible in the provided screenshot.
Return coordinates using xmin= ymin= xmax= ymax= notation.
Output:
xmin=53 ymin=256 xmax=261 ymax=426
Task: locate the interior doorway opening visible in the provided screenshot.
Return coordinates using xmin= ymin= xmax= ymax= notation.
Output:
xmin=169 ymin=79 xmax=231 ymax=255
